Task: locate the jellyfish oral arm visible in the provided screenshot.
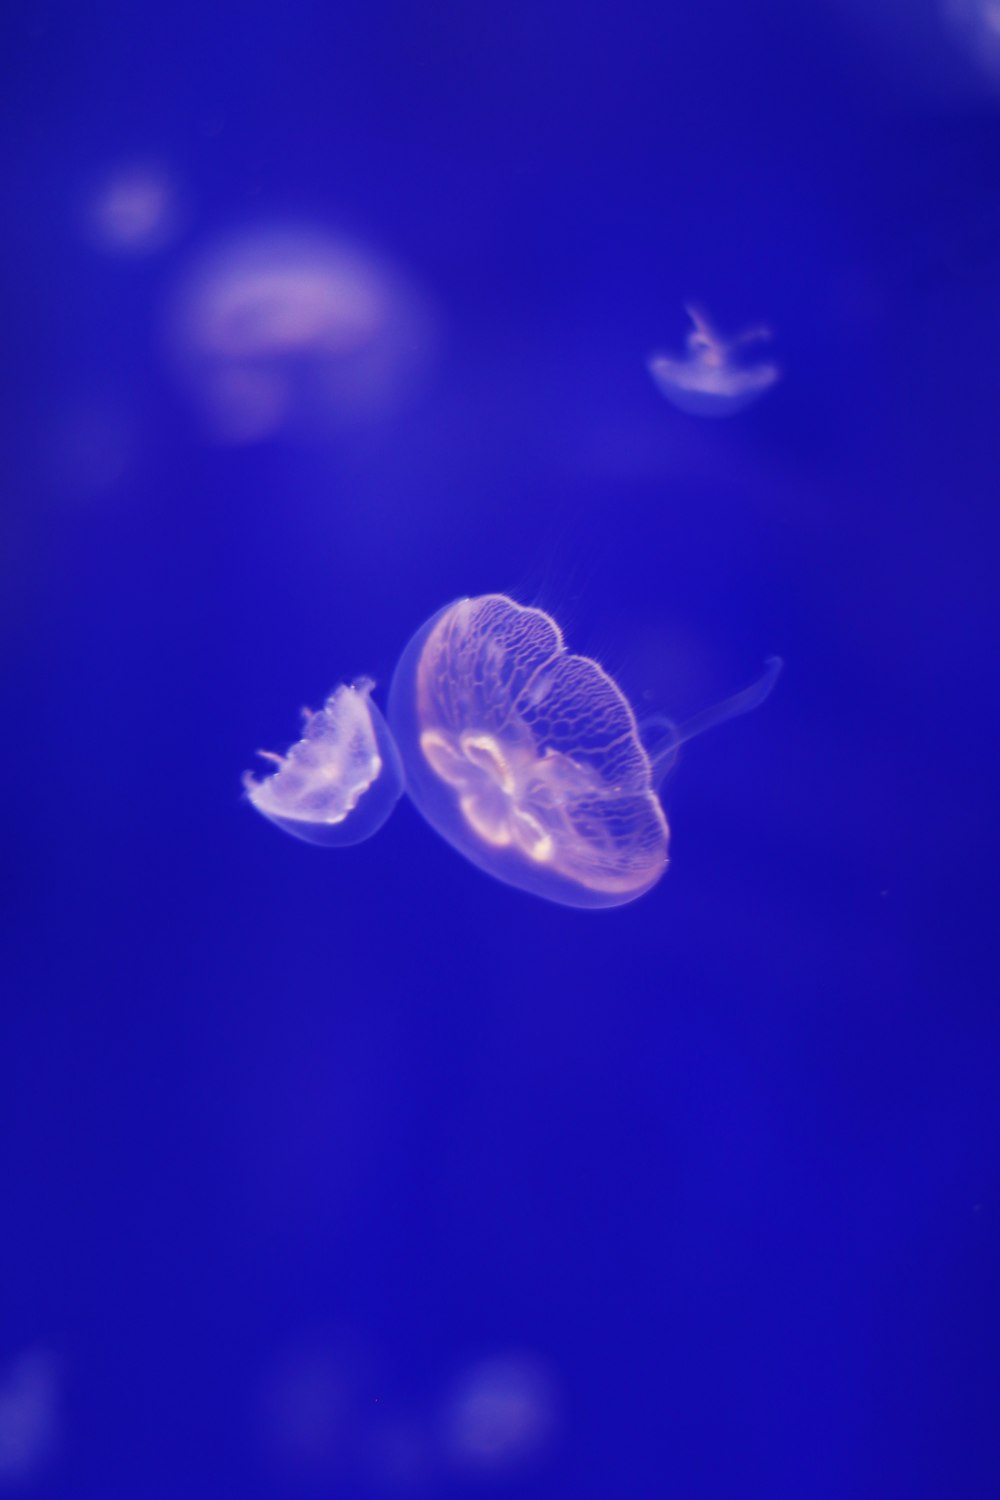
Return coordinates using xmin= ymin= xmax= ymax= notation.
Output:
xmin=683 ymin=303 xmax=716 ymax=354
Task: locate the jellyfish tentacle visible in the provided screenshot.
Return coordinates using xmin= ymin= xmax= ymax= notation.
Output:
xmin=646 ymin=656 xmax=783 ymax=784
xmin=638 ymin=715 xmax=683 ymax=782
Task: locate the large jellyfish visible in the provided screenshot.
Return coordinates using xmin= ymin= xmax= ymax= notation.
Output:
xmin=244 ymin=679 xmax=404 ymax=846
xmin=647 ymin=305 xmax=780 ymax=417
xmin=388 ymin=595 xmax=780 ymax=910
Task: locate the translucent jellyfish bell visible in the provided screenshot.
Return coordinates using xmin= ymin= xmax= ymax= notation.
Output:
xmin=389 ymin=595 xmax=779 ymax=910
xmin=244 ymin=679 xmax=404 ymax=847
xmin=647 ymin=304 xmax=780 ymax=417
xmin=389 ymin=596 xmax=665 ymax=909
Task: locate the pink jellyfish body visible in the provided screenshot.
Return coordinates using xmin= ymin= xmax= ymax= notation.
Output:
xmin=244 ymin=679 xmax=404 ymax=847
xmin=388 ymin=595 xmax=670 ymax=909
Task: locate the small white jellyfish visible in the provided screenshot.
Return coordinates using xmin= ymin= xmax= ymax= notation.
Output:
xmin=388 ymin=594 xmax=780 ymax=910
xmin=647 ymin=304 xmax=780 ymax=417
xmin=244 ymin=679 xmax=404 ymax=847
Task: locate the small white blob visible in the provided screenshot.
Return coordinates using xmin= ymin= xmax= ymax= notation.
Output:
xmin=81 ymin=161 xmax=184 ymax=255
xmin=165 ymin=226 xmax=434 ymax=443
xmin=440 ymin=1355 xmax=558 ymax=1475
xmin=648 ymin=304 xmax=780 ymax=416
xmin=244 ymin=679 xmax=404 ymax=847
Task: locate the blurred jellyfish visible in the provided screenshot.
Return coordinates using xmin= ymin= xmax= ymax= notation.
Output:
xmin=244 ymin=679 xmax=404 ymax=846
xmin=441 ymin=1355 xmax=558 ymax=1476
xmin=364 ymin=1417 xmax=433 ymax=1493
xmin=165 ymin=226 xmax=434 ymax=442
xmin=42 ymin=396 xmax=132 ymax=499
xmin=647 ymin=304 xmax=780 ymax=416
xmin=388 ymin=594 xmax=781 ymax=909
xmin=259 ymin=1348 xmax=346 ymax=1479
xmin=81 ymin=160 xmax=184 ymax=254
xmin=0 ymin=1349 xmax=58 ymax=1483
xmin=944 ymin=0 xmax=1000 ymax=79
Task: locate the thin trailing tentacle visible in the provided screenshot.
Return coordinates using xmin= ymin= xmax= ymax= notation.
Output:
xmin=647 ymin=656 xmax=783 ymax=784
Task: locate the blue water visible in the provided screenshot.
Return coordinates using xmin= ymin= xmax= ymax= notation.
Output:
xmin=3 ymin=2 xmax=998 ymax=1495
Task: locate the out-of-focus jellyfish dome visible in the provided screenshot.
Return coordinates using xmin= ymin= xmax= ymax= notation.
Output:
xmin=943 ymin=0 xmax=1000 ymax=80
xmin=388 ymin=595 xmax=671 ymax=910
xmin=440 ymin=1355 xmax=559 ymax=1476
xmin=165 ymin=225 xmax=435 ymax=443
xmin=647 ymin=304 xmax=780 ymax=417
xmin=0 ymin=1348 xmax=59 ymax=1485
xmin=244 ymin=680 xmax=404 ymax=847
xmin=81 ymin=160 xmax=184 ymax=255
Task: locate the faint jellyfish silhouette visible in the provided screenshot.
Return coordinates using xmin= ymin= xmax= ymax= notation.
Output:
xmin=82 ymin=160 xmax=184 ymax=254
xmin=364 ymin=1417 xmax=432 ymax=1493
xmin=388 ymin=594 xmax=780 ymax=909
xmin=648 ymin=304 xmax=780 ymax=416
xmin=44 ymin=396 xmax=131 ymax=499
xmin=165 ymin=226 xmax=434 ymax=443
xmin=244 ymin=679 xmax=404 ymax=846
xmin=944 ymin=0 xmax=1000 ymax=79
xmin=258 ymin=1343 xmax=352 ymax=1482
xmin=440 ymin=1355 xmax=558 ymax=1476
xmin=0 ymin=1348 xmax=59 ymax=1483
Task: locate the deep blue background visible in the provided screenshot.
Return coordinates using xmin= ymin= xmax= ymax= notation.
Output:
xmin=3 ymin=2 xmax=999 ymax=1495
